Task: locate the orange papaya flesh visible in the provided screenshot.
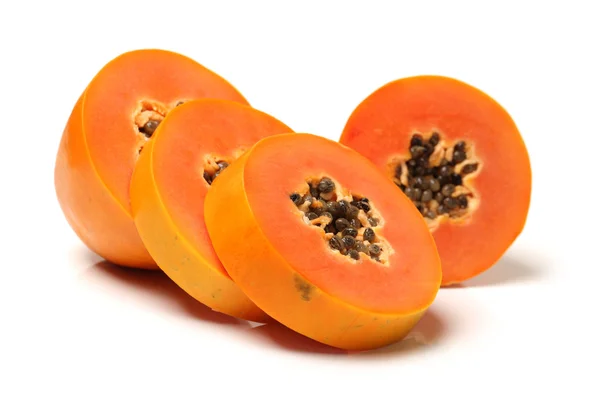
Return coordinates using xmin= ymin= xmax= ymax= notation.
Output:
xmin=204 ymin=133 xmax=441 ymax=350
xmin=340 ymin=75 xmax=532 ymax=286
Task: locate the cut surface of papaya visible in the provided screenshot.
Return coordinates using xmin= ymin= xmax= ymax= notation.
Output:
xmin=204 ymin=133 xmax=441 ymax=350
xmin=54 ymin=49 xmax=248 ymax=268
xmin=130 ymin=99 xmax=293 ymax=322
xmin=339 ymin=75 xmax=531 ymax=286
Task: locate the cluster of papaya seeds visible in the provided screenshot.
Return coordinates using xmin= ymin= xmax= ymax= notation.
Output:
xmin=55 ymin=49 xmax=530 ymax=351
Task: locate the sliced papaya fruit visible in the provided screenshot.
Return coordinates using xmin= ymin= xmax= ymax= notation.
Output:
xmin=129 ymin=99 xmax=293 ymax=322
xmin=204 ymin=133 xmax=441 ymax=350
xmin=339 ymin=75 xmax=531 ymax=286
xmin=54 ymin=49 xmax=248 ymax=269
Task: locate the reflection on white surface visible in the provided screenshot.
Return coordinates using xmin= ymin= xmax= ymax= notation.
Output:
xmin=75 ymin=258 xmax=449 ymax=357
xmin=70 ymin=245 xmax=553 ymax=360
xmin=79 ymin=261 xmax=250 ymax=326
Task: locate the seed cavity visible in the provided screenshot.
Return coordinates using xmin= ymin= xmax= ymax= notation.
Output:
xmin=133 ymin=99 xmax=186 ymax=156
xmin=203 ymin=157 xmax=230 ymax=185
xmin=290 ymin=176 xmax=391 ymax=264
xmin=389 ymin=130 xmax=482 ymax=231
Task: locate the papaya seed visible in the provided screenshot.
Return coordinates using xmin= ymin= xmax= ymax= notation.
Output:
xmin=141 ymin=120 xmax=159 ymax=137
xmin=350 ymin=218 xmax=361 ymax=229
xmin=443 ymin=197 xmax=457 ymax=209
xmin=439 ymin=165 xmax=452 ymax=177
xmin=368 ymin=244 xmax=381 ymax=256
xmin=317 ymin=177 xmax=335 ymax=194
xmin=326 ymin=201 xmax=341 ymax=216
xmin=461 ymin=163 xmax=479 ymax=175
xmin=341 ymin=235 xmax=356 ymax=249
xmin=306 ymin=212 xmax=319 ymax=220
xmin=346 ymin=205 xmax=360 ymax=219
xmin=435 ymin=192 xmax=445 ymax=203
xmin=320 ymin=212 xmax=333 ymax=221
xmin=335 ymin=218 xmax=350 ymax=231
xmin=342 ymin=227 xmax=358 ymax=238
xmin=452 ymin=150 xmax=466 ymax=164
xmin=410 ymin=133 xmax=424 ymax=147
xmin=451 ymin=173 xmax=462 ymax=186
xmin=429 ymin=178 xmax=441 ymax=192
xmin=441 ymin=184 xmax=455 ymax=197
xmin=290 ymin=193 xmax=302 ymax=205
xmin=355 ymin=241 xmax=368 ymax=254
xmin=363 ymin=228 xmax=375 ymax=243
xmin=425 ymin=210 xmax=437 ymax=220
xmin=421 ymin=189 xmax=433 ymax=203
xmin=329 ymin=236 xmax=344 ymax=251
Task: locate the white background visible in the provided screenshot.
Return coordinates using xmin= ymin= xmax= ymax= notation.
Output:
xmin=1 ymin=1 xmax=598 ymax=399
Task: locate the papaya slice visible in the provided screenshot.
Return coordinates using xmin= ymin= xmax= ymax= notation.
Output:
xmin=54 ymin=49 xmax=248 ymax=269
xmin=129 ymin=99 xmax=293 ymax=322
xmin=204 ymin=133 xmax=441 ymax=350
xmin=339 ymin=75 xmax=532 ymax=286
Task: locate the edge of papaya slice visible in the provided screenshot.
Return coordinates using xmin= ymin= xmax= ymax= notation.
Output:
xmin=339 ymin=75 xmax=532 ymax=286
xmin=54 ymin=48 xmax=249 ymax=268
xmin=130 ymin=98 xmax=294 ymax=322
xmin=204 ymin=133 xmax=442 ymax=350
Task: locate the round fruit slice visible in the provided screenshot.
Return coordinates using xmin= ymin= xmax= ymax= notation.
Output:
xmin=339 ymin=75 xmax=532 ymax=286
xmin=130 ymin=99 xmax=293 ymax=322
xmin=54 ymin=49 xmax=249 ymax=269
xmin=204 ymin=133 xmax=441 ymax=350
